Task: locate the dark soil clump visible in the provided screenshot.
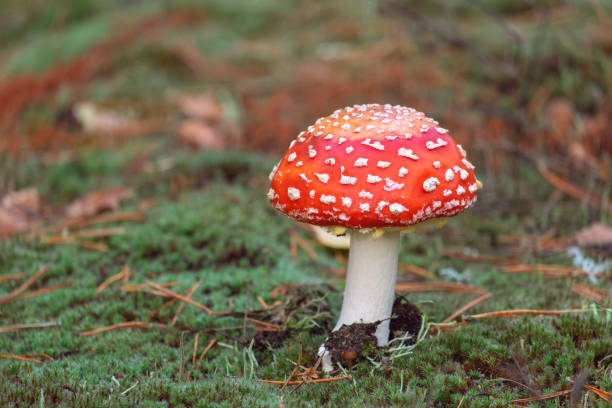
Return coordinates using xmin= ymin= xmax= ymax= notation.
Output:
xmin=323 ymin=296 xmax=423 ymax=367
xmin=252 ymin=329 xmax=291 ymax=350
xmin=389 ymin=296 xmax=422 ymax=342
xmin=324 ymin=321 xmax=378 ymax=366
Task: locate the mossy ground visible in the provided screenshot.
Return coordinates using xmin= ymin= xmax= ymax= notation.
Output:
xmin=1 ymin=0 xmax=611 ymax=407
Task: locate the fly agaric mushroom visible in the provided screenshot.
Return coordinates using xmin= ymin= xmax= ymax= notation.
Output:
xmin=267 ymin=104 xmax=481 ymax=369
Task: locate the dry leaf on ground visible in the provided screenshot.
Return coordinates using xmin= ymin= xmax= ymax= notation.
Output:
xmin=73 ymin=102 xmax=145 ymax=135
xmin=575 ymin=223 xmax=612 ymax=246
xmin=177 ymin=93 xmax=223 ymax=121
xmin=178 ymin=120 xmax=225 ymax=150
xmin=0 ymin=188 xmax=40 ymax=238
xmin=66 ymin=187 xmax=134 ymax=218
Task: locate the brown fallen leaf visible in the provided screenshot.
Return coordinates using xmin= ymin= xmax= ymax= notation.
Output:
xmin=177 ymin=93 xmax=223 ymax=121
xmin=66 ymin=187 xmax=134 ymax=218
xmin=575 ymin=222 xmax=612 ymax=247
xmin=73 ymin=102 xmax=147 ymax=135
xmin=0 ymin=188 xmax=40 ymax=238
xmin=178 ymin=120 xmax=225 ymax=150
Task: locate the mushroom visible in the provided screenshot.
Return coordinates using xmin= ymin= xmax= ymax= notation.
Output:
xmin=267 ymin=104 xmax=481 ymax=370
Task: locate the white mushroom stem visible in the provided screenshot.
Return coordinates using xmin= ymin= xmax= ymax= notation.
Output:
xmin=335 ymin=229 xmax=400 ymax=345
xmin=320 ymin=229 xmax=400 ymax=371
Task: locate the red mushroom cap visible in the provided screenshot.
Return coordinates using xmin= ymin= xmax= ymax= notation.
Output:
xmin=268 ymin=104 xmax=479 ymax=229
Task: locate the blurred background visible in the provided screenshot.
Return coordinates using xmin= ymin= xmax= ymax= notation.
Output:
xmin=1 ymin=0 xmax=610 ymax=217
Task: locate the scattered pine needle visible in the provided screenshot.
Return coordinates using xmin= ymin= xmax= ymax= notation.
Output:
xmin=511 ymin=389 xmax=572 ymax=404
xmin=192 ymin=332 xmax=199 ymax=365
xmin=62 ymin=211 xmax=145 ymax=230
xmin=68 ymin=227 xmax=126 ymax=239
xmin=259 ymin=376 xmax=352 ymax=386
xmin=15 ymin=281 xmax=71 ymax=300
xmin=440 ymin=249 xmax=515 ymax=265
xmin=148 ymin=298 xmax=179 ymax=319
xmin=465 ymin=309 xmax=588 ymax=320
xmin=25 ymin=353 xmax=54 ymax=361
xmin=0 ymin=273 xmax=25 ymax=284
xmin=456 ymin=394 xmax=465 ymax=408
xmin=442 ymin=293 xmax=492 ymax=323
xmin=40 ymin=236 xmax=108 ymax=251
xmin=289 ymin=232 xmax=298 ymax=260
xmin=0 ymin=354 xmax=42 ymax=364
xmin=197 ymin=339 xmax=217 ymax=363
xmin=500 ymin=264 xmax=588 ymax=278
xmin=145 ymin=282 xmax=215 ymax=315
xmin=257 ymin=296 xmax=269 ymax=309
xmin=288 ymin=229 xmax=318 ymax=261
xmin=96 ymin=267 xmax=132 ymax=294
xmin=0 ymin=321 xmax=61 ymax=333
xmin=121 ymin=281 xmax=179 ymax=293
xmin=395 ymin=282 xmax=485 ymax=294
xmin=0 ymin=264 xmax=49 ymax=305
xmin=538 ymin=164 xmax=610 ymax=211
xmin=399 ymin=264 xmax=434 ymax=279
xmin=571 ymin=282 xmax=610 ymax=302
xmin=584 ymin=385 xmax=612 ymax=402
xmin=245 ymin=317 xmax=281 ymax=331
xmin=171 ymin=281 xmax=201 ymax=325
xmin=78 ymin=321 xmax=167 ymax=336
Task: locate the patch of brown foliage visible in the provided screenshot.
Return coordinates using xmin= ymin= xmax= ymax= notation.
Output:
xmin=0 ymin=10 xmax=205 ymax=155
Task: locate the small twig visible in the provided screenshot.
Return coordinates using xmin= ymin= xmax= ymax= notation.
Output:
xmin=0 ymin=264 xmax=49 ymax=305
xmin=171 ymin=282 xmax=201 ymax=325
xmin=0 ymin=321 xmax=61 ymax=333
xmin=78 ymin=322 xmax=167 ymax=336
xmin=197 ymin=339 xmax=217 ymax=363
xmin=442 ymin=293 xmax=492 ymax=323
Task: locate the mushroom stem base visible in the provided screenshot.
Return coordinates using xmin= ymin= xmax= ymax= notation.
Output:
xmin=333 ymin=230 xmax=400 ymax=347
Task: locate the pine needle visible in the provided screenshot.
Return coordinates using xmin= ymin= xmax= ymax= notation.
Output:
xmin=442 ymin=293 xmax=492 ymax=323
xmin=197 ymin=339 xmax=217 ymax=363
xmin=0 ymin=264 xmax=49 ymax=305
xmin=78 ymin=321 xmax=167 ymax=336
xmin=510 ymin=389 xmax=572 ymax=403
xmin=395 ymin=282 xmax=485 ymax=294
xmin=171 ymin=282 xmax=201 ymax=325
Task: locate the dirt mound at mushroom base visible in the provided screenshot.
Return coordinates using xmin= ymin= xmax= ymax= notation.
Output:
xmin=324 ymin=296 xmax=422 ymax=366
xmin=389 ymin=295 xmax=422 ymax=342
